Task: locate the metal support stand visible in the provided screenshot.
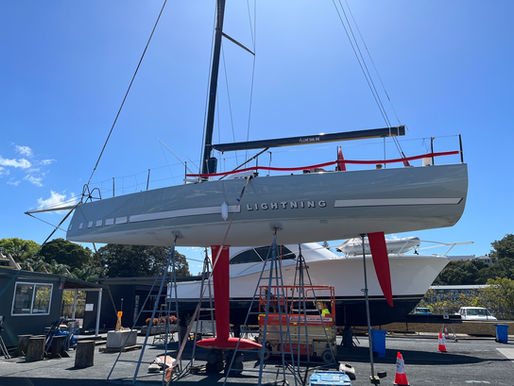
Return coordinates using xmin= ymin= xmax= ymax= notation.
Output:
xmin=290 ymin=244 xmax=339 ymax=384
xmin=107 ymin=238 xmax=181 ymax=385
xmin=0 ymin=336 xmax=10 ymax=359
xmin=361 ymin=234 xmax=380 ymax=385
xmin=224 ymin=232 xmax=299 ymax=386
xmin=173 ymin=248 xmax=216 ymax=379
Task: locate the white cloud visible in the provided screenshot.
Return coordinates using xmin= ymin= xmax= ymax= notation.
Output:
xmin=7 ymin=179 xmax=20 ymax=186
xmin=0 ymin=156 xmax=31 ymax=169
xmin=24 ymin=175 xmax=43 ymax=187
xmin=37 ymin=191 xmax=77 ymax=210
xmin=15 ymin=145 xmax=33 ymax=157
xmin=1 ymin=145 xmax=55 ymax=187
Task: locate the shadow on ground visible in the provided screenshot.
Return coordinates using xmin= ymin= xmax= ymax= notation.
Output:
xmin=337 ymin=345 xmax=510 ymax=365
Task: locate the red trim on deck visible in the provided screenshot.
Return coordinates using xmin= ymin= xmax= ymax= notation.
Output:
xmin=186 ymin=150 xmax=460 ymax=178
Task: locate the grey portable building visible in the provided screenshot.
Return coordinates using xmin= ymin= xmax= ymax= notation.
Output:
xmin=0 ymin=267 xmax=101 ymax=347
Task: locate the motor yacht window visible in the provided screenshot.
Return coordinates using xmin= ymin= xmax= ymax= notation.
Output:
xmin=230 ymin=246 xmax=295 ymax=265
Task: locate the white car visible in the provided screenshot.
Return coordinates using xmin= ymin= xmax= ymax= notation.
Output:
xmin=457 ymin=307 xmax=497 ymax=321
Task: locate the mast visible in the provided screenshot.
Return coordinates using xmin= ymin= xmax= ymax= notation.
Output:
xmin=201 ymin=0 xmax=226 ymax=177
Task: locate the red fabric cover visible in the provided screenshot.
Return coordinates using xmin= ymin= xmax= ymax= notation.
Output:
xmin=367 ymin=232 xmax=394 ymax=307
xmin=336 ymin=148 xmax=346 ymax=171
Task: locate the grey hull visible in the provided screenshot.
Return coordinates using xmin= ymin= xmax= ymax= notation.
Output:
xmin=66 ymin=163 xmax=468 ymax=246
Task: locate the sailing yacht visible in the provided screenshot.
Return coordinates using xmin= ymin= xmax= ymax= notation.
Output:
xmin=60 ymin=1 xmax=468 ymax=350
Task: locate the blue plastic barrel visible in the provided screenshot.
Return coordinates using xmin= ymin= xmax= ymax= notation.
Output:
xmin=495 ymin=324 xmax=509 ymax=344
xmin=371 ymin=329 xmax=387 ymax=358
xmin=309 ymin=371 xmax=352 ymax=385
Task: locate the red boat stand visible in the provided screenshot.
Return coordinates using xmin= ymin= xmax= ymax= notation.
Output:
xmin=196 ymin=245 xmax=261 ymax=351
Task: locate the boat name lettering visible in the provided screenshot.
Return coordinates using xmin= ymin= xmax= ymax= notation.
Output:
xmin=246 ymin=200 xmax=327 ymax=211
xmin=298 ymin=136 xmax=320 ymax=143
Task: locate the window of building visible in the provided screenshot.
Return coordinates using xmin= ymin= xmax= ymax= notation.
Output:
xmin=230 ymin=246 xmax=295 ymax=265
xmin=12 ymin=282 xmax=53 ymax=316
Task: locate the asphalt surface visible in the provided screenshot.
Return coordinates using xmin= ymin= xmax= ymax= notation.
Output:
xmin=0 ymin=334 xmax=513 ymax=385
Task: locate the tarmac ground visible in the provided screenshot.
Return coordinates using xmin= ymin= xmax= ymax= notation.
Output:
xmin=0 ymin=333 xmax=513 ymax=386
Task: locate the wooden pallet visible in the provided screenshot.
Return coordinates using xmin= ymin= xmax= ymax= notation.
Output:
xmin=99 ymin=344 xmax=142 ymax=353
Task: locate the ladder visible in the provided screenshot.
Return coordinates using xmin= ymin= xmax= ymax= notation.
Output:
xmin=171 ymin=248 xmax=217 ymax=380
xmin=152 ymin=303 xmax=177 ymax=345
xmin=107 ymin=239 xmax=182 ymax=385
xmin=290 ymin=245 xmax=338 ymax=384
xmin=224 ymin=233 xmax=299 ymax=386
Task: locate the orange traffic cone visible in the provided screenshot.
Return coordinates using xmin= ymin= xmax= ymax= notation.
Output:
xmin=394 ymin=351 xmax=409 ymax=386
xmin=438 ymin=332 xmax=447 ymax=352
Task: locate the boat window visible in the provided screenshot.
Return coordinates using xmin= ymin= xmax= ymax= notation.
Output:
xmin=12 ymin=282 xmax=53 ymax=316
xmin=230 ymin=246 xmax=295 ymax=265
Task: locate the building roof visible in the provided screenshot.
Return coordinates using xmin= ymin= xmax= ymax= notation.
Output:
xmin=430 ymin=284 xmax=490 ymax=290
xmin=99 ymin=275 xmax=202 ymax=285
xmin=0 ymin=266 xmax=102 ymax=290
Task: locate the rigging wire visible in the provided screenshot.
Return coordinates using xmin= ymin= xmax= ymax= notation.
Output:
xmin=221 ymin=44 xmax=238 ymax=164
xmin=244 ymin=0 xmax=257 ymax=162
xmin=246 ymin=0 xmax=256 ymax=48
xmin=26 ymin=213 xmax=68 ymax=234
xmin=342 ymin=0 xmax=406 ymax=158
xmin=344 ymin=0 xmax=402 ymax=126
xmin=331 ymin=0 xmax=390 ymax=127
xmin=331 ymin=0 xmax=407 ymax=159
xmin=337 ymin=0 xmax=392 ymax=127
xmin=86 ymin=0 xmax=168 ymax=187
xmin=199 ymin=2 xmax=219 ymax=174
xmin=339 ymin=0 xmax=403 ymax=160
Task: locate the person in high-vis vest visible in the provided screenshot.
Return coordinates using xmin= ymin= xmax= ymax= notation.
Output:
xmin=317 ymin=302 xmax=330 ymax=317
xmin=321 ymin=304 xmax=330 ymax=317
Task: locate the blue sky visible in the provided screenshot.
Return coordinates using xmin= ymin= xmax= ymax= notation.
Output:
xmin=1 ymin=1 xmax=513 ymax=274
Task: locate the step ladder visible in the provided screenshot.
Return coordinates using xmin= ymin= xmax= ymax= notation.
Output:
xmin=107 ymin=239 xmax=183 ymax=385
xmin=171 ymin=248 xmax=217 ymax=380
xmin=152 ymin=303 xmax=177 ymax=345
xmin=289 ymin=245 xmax=339 ymax=383
xmin=224 ymin=232 xmax=299 ymax=386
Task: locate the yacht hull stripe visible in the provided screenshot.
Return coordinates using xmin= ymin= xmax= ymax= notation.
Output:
xmin=334 ymin=197 xmax=462 ymax=208
xmin=129 ymin=205 xmax=241 ymax=223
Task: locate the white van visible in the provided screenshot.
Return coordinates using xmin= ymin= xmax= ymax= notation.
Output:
xmin=457 ymin=307 xmax=497 ymax=321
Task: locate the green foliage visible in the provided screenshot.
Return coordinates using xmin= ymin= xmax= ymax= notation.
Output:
xmin=1 ymin=236 xmax=192 ymax=281
xmin=433 ymin=260 xmax=489 ymax=285
xmin=417 ymin=289 xmax=483 ymax=314
xmin=1 ymin=237 xmax=102 ymax=281
xmin=39 ymin=238 xmax=93 ymax=270
xmin=490 ymin=234 xmax=514 ymax=260
xmin=96 ymin=244 xmax=190 ymax=278
xmin=479 ymin=277 xmax=514 ymax=320
xmin=0 ymin=238 xmax=40 ymax=261
xmin=434 ymin=234 xmax=514 ymax=285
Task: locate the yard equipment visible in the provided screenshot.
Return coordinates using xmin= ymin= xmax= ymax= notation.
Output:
xmin=257 ymin=285 xmax=337 ymax=364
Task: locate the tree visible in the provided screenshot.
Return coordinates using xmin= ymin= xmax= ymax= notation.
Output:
xmin=479 ymin=277 xmax=514 ymax=320
xmin=490 ymin=234 xmax=514 ymax=260
xmin=433 ymin=234 xmax=514 ymax=285
xmin=433 ymin=260 xmax=489 ymax=285
xmin=0 ymin=238 xmax=40 ymax=262
xmin=39 ymin=238 xmax=93 ymax=271
xmin=97 ymin=244 xmax=190 ymax=278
